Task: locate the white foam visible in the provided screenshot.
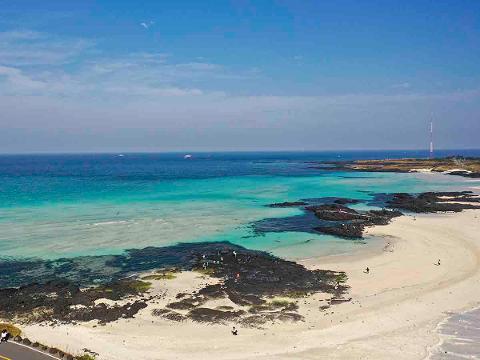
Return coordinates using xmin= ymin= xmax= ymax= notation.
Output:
xmin=92 ymin=220 xmax=129 ymax=226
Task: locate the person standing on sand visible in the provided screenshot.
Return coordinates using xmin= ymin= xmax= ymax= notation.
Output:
xmin=1 ymin=329 xmax=8 ymax=343
xmin=231 ymin=326 xmax=238 ymax=335
xmin=364 ymin=267 xmax=370 ymax=274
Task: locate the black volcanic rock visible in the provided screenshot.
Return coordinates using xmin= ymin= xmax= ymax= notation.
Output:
xmin=312 ymin=208 xmax=401 ymax=238
xmin=257 ymin=191 xmax=478 ymax=241
xmin=193 ymin=245 xmax=347 ymax=300
xmin=0 ymin=242 xmax=348 ymax=325
xmin=268 ymin=201 xmax=308 ymax=208
xmin=315 ymin=223 xmax=365 ymax=239
xmin=307 ymin=204 xmax=366 ymax=221
xmin=0 ymin=279 xmax=151 ymax=324
xmin=384 ymin=192 xmax=480 ymax=213
xmin=333 ymin=198 xmax=361 ymax=205
xmin=364 ymin=209 xmax=403 ymax=225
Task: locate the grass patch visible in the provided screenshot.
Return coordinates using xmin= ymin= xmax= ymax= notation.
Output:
xmin=283 ymin=290 xmax=309 ymax=298
xmin=127 ymin=280 xmax=152 ymax=292
xmin=0 ymin=323 xmax=21 ymax=337
xmin=249 ymin=299 xmax=298 ymax=313
xmin=335 ymin=273 xmax=348 ymax=283
xmin=142 ymin=271 xmax=177 ymax=281
xmin=271 ymin=299 xmax=293 ymax=307
xmin=193 ymin=267 xmax=216 ymax=276
xmin=76 ymin=355 xmax=95 ymax=360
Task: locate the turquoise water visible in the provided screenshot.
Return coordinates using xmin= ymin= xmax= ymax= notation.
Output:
xmin=1 ymin=151 xmax=477 ymax=261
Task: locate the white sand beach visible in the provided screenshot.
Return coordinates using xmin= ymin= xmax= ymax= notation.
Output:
xmin=21 ymin=209 xmax=480 ymax=359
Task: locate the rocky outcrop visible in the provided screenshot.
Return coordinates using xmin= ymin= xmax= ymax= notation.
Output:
xmin=381 ymin=191 xmax=480 ymax=213
xmin=258 ymin=191 xmax=477 ymax=239
xmin=306 ymin=204 xmax=366 ymax=221
xmin=315 ymin=223 xmax=365 ymax=239
xmin=0 ymin=242 xmax=348 ymax=326
xmin=0 ymin=279 xmax=150 ymax=324
xmin=268 ymin=201 xmax=308 ymax=208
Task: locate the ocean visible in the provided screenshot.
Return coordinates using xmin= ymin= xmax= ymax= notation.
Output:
xmin=1 ymin=149 xmax=479 ymax=267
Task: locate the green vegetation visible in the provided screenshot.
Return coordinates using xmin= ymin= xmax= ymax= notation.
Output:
xmin=0 ymin=323 xmax=21 ymax=337
xmin=127 ymin=280 xmax=152 ymax=292
xmin=99 ymin=279 xmax=152 ymax=294
xmin=249 ymin=299 xmax=298 ymax=313
xmin=335 ymin=272 xmax=348 ymax=283
xmin=193 ymin=267 xmax=216 ymax=276
xmin=142 ymin=271 xmax=177 ymax=280
xmin=76 ymin=354 xmax=96 ymax=360
xmin=271 ymin=299 xmax=293 ymax=307
xmin=284 ymin=290 xmax=309 ymax=298
xmin=345 ymin=158 xmax=480 ymax=174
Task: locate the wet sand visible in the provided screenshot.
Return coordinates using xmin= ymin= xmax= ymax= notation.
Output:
xmin=428 ymin=306 xmax=480 ymax=359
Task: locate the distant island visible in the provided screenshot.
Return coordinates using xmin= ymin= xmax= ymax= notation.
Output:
xmin=317 ymin=156 xmax=480 ymax=178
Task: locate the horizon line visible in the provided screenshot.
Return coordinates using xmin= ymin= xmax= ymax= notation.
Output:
xmin=1 ymin=148 xmax=479 ymax=156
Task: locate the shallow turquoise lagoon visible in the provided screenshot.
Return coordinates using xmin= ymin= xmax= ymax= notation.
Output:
xmin=0 ymin=152 xmax=478 ymax=260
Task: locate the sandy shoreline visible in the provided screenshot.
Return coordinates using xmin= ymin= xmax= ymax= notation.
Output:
xmin=18 ymin=208 xmax=480 ymax=359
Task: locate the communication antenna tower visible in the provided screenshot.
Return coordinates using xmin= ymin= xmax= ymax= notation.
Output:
xmin=429 ymin=119 xmax=434 ymax=159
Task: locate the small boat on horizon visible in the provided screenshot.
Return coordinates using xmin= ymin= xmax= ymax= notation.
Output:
xmin=184 ymin=154 xmax=192 ymax=159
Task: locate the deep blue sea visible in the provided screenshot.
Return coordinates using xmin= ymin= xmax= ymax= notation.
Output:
xmin=1 ymin=150 xmax=479 ymax=263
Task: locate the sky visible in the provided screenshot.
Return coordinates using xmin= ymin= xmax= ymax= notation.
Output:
xmin=0 ymin=0 xmax=479 ymax=153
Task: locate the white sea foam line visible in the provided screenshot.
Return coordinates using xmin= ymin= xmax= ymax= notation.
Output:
xmin=92 ymin=220 xmax=129 ymax=226
xmin=9 ymin=341 xmax=61 ymax=359
xmin=424 ymin=312 xmax=451 ymax=360
xmin=425 ymin=306 xmax=480 ymax=359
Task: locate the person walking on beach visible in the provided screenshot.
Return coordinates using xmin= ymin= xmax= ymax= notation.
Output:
xmin=364 ymin=267 xmax=370 ymax=274
xmin=231 ymin=326 xmax=238 ymax=335
xmin=436 ymin=259 xmax=441 ymax=266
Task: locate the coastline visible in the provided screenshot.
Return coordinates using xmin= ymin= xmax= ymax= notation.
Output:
xmin=426 ymin=305 xmax=480 ymax=358
xmin=17 ymin=207 xmax=480 ymax=359
xmin=298 ymin=209 xmax=480 ymax=359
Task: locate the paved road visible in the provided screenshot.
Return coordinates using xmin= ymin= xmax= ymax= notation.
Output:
xmin=0 ymin=342 xmax=58 ymax=360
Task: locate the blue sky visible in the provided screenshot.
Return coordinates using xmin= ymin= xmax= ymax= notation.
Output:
xmin=0 ymin=0 xmax=479 ymax=152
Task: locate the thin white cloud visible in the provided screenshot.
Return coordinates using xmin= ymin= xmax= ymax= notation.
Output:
xmin=392 ymin=82 xmax=411 ymax=89
xmin=0 ymin=58 xmax=212 ymax=98
xmin=104 ymin=85 xmax=203 ymax=97
xmin=0 ymin=30 xmax=93 ymax=66
xmin=0 ymin=28 xmax=258 ymax=101
xmin=0 ymin=65 xmax=45 ymax=91
xmin=140 ymin=21 xmax=155 ymax=29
